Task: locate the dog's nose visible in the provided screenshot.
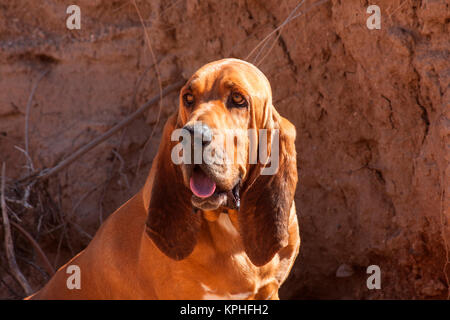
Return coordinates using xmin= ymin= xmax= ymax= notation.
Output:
xmin=183 ymin=122 xmax=212 ymax=146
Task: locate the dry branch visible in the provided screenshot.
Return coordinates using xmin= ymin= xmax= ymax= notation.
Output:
xmin=9 ymin=220 xmax=55 ymax=276
xmin=132 ymin=0 xmax=166 ymax=177
xmin=17 ymin=79 xmax=184 ymax=185
xmin=1 ymin=163 xmax=33 ymax=295
xmin=24 ymin=69 xmax=49 ymax=172
xmin=246 ymin=0 xmax=330 ymax=65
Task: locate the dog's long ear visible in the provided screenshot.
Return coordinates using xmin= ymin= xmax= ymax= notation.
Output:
xmin=239 ymin=115 xmax=298 ymax=267
xmin=145 ymin=115 xmax=201 ymax=260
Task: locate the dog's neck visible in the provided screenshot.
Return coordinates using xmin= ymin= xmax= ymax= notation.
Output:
xmin=202 ymin=209 xmax=239 ymax=227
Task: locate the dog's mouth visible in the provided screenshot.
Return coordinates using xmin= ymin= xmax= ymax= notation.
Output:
xmin=189 ymin=167 xmax=216 ymax=198
xmin=189 ymin=165 xmax=240 ymax=211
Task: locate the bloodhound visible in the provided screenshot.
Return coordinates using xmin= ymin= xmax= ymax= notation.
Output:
xmin=27 ymin=58 xmax=300 ymax=300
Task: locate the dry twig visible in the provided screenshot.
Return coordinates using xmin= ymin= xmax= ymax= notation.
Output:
xmin=246 ymin=0 xmax=330 ymax=66
xmin=131 ymin=0 xmax=165 ymax=178
xmin=1 ymin=163 xmax=32 ymax=295
xmin=24 ymin=69 xmax=49 ymax=173
xmin=9 ymin=220 xmax=55 ymax=276
xmin=17 ymin=80 xmax=184 ymax=185
xmin=252 ymin=0 xmax=306 ymax=65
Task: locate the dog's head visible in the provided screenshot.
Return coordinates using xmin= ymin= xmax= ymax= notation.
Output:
xmin=145 ymin=59 xmax=298 ymax=266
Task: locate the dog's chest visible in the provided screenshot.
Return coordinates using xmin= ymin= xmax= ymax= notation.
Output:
xmin=194 ymin=213 xmax=279 ymax=300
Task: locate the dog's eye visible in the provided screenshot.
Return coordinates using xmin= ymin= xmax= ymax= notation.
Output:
xmin=183 ymin=93 xmax=195 ymax=107
xmin=229 ymin=92 xmax=248 ymax=108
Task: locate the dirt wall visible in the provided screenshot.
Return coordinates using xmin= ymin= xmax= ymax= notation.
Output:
xmin=0 ymin=0 xmax=449 ymax=299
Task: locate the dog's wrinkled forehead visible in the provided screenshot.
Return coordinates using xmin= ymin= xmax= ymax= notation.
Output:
xmin=180 ymin=58 xmax=274 ymax=128
xmin=193 ymin=59 xmax=271 ymax=98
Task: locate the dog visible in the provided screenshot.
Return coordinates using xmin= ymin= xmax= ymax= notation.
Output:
xmin=27 ymin=58 xmax=300 ymax=299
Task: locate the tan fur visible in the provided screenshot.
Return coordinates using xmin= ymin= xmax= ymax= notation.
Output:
xmin=27 ymin=59 xmax=300 ymax=300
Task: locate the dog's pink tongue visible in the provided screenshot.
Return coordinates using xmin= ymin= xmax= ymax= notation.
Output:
xmin=190 ymin=169 xmax=216 ymax=198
